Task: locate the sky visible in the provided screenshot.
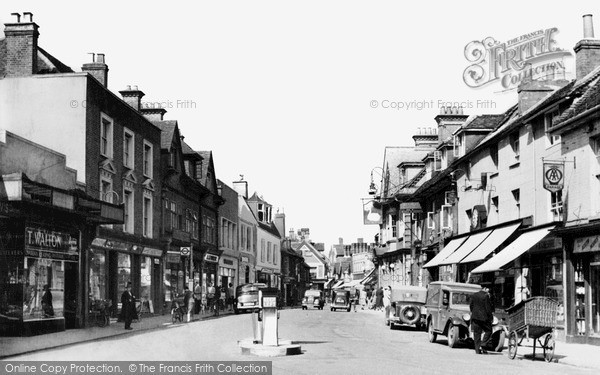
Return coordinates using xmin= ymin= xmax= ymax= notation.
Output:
xmin=2 ymin=0 xmax=599 ymax=249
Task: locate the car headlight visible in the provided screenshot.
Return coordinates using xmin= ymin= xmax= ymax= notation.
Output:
xmin=492 ymin=316 xmax=499 ymax=325
xmin=462 ymin=313 xmax=471 ymax=322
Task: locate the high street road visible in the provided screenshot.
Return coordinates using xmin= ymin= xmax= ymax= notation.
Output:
xmin=9 ymin=308 xmax=595 ymax=375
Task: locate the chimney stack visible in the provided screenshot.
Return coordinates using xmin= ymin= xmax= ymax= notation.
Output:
xmin=140 ymin=107 xmax=167 ymax=121
xmin=82 ymin=53 xmax=109 ymax=87
xmin=119 ymin=85 xmax=145 ymax=111
xmin=574 ymin=14 xmax=600 ymax=81
xmin=434 ymin=107 xmax=468 ymax=144
xmin=4 ymin=12 xmax=39 ymax=76
xmin=233 ymin=179 xmax=248 ymax=199
xmin=274 ymin=212 xmax=286 ymax=240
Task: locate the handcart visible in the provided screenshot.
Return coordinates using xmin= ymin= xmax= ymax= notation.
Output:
xmin=506 ymin=297 xmax=559 ymax=362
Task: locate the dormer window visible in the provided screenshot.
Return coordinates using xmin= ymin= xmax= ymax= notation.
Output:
xmin=169 ymin=149 xmax=177 ymax=169
xmin=258 ymin=203 xmax=264 ymax=222
xmin=545 ymin=108 xmax=561 ymax=146
xmin=184 ymin=160 xmax=196 ymax=179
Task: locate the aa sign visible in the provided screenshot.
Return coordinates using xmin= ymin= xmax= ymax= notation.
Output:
xmin=543 ymin=163 xmax=564 ymax=192
xmin=362 ymin=199 xmax=382 ymax=225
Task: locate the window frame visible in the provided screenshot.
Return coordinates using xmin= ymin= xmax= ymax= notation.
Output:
xmin=122 ymin=188 xmax=134 ymax=234
xmin=123 ymin=128 xmax=135 ymax=169
xmin=143 ymin=141 xmax=153 ymax=178
xmin=545 ymin=108 xmax=561 ymax=147
xmin=143 ymin=195 xmax=153 ymax=238
xmin=100 ymin=113 xmax=114 ymax=159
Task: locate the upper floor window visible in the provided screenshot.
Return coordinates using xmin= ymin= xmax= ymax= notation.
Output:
xmin=267 ymin=242 xmax=272 ymax=263
xmin=100 ymin=178 xmax=113 ymax=203
xmin=184 ymin=160 xmax=196 ymax=179
xmin=545 ymin=109 xmax=561 ymax=146
xmin=509 ymin=132 xmax=520 ymax=158
xmin=390 ymin=214 xmax=398 ymax=238
xmin=123 ymin=128 xmax=134 ymax=168
xmin=100 ymin=113 xmax=113 ymax=158
xmin=512 ymin=189 xmax=521 ymax=218
xmin=434 ymin=151 xmax=442 ymax=171
xmin=273 ymin=245 xmax=278 ymax=265
xmin=123 ymin=189 xmax=134 ymax=234
xmin=169 ymin=150 xmax=178 ymax=169
xmin=453 ymin=135 xmax=462 ymax=157
xmin=550 ymin=190 xmax=563 ymax=222
xmin=143 ymin=141 xmax=153 ymax=178
xmin=441 ymin=205 xmax=452 ymax=229
xmin=143 ymin=196 xmax=153 ymax=238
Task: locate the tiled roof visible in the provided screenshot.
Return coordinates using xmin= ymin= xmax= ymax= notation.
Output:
xmin=181 ymin=140 xmax=201 ymax=157
xmin=196 ymin=151 xmax=212 ymax=186
xmin=553 ymin=68 xmax=600 ymax=126
xmin=382 ymin=146 xmax=432 ymax=196
xmin=258 ymin=221 xmax=281 ymax=238
xmin=151 ymin=120 xmax=178 ymax=150
xmin=461 ymin=114 xmax=506 ymax=130
xmin=37 ymin=46 xmax=73 ymax=74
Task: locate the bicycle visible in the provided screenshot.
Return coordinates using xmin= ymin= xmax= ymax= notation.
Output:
xmin=90 ymin=299 xmax=112 ymax=327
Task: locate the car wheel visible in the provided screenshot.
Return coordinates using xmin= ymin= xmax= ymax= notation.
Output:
xmin=447 ymin=324 xmax=459 ymax=348
xmin=234 ymin=308 xmax=239 ymax=315
xmin=428 ymin=320 xmax=437 ymax=343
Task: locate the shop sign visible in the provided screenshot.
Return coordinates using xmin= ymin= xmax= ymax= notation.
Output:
xmin=25 ymin=248 xmax=78 ymax=261
xmin=223 ymin=259 xmax=234 ymax=266
xmin=530 ymin=236 xmax=562 ymax=252
xmin=543 ymin=162 xmax=564 ymax=193
xmin=574 ymin=235 xmax=600 ymax=253
xmin=204 ymin=254 xmax=219 ymax=263
xmin=241 ymin=256 xmax=249 ymax=263
xmin=166 ymin=252 xmax=181 ymax=264
xmin=25 ymin=227 xmax=78 ymax=252
xmin=180 ymin=246 xmax=191 ymax=256
xmin=142 ymin=247 xmax=163 ymax=257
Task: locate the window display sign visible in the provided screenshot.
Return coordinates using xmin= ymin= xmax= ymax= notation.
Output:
xmin=24 ymin=227 xmax=79 ymax=261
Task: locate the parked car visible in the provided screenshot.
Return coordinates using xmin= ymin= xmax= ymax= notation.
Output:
xmin=302 ymin=289 xmax=325 ymax=310
xmin=386 ymin=285 xmax=427 ymax=330
xmin=234 ymin=283 xmax=267 ymax=314
xmin=330 ymin=289 xmax=352 ymax=312
xmin=425 ymin=281 xmax=506 ymax=351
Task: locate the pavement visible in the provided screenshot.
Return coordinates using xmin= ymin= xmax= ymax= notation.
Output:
xmin=2 ymin=306 xmax=600 ymax=372
xmin=0 ymin=307 xmax=239 ymax=359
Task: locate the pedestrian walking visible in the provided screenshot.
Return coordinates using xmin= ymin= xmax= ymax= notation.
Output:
xmin=120 ymin=282 xmax=135 ymax=330
xmin=383 ymin=286 xmax=391 ymax=322
xmin=213 ymin=285 xmax=221 ymax=316
xmin=353 ymin=288 xmax=360 ymax=312
xmin=359 ymin=288 xmax=367 ymax=310
xmin=366 ymin=288 xmax=373 ymax=309
xmin=207 ymin=282 xmax=216 ymax=314
xmin=193 ymin=282 xmax=202 ymax=314
xmin=375 ymin=286 xmax=384 ymax=311
xmin=220 ymin=286 xmax=227 ymax=311
xmin=470 ymin=286 xmax=494 ymax=354
xmin=228 ymin=283 xmax=235 ymax=311
xmin=184 ymin=285 xmax=194 ymax=322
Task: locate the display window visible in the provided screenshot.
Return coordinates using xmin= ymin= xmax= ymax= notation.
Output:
xmin=24 ymin=258 xmax=65 ymax=321
xmin=140 ymin=256 xmax=152 ymax=302
xmin=89 ymin=248 xmax=106 ymax=301
xmin=117 ymin=253 xmax=132 ymax=298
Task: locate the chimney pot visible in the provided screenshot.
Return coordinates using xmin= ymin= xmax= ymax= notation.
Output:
xmin=96 ymin=53 xmax=105 ymax=64
xmin=133 ymin=85 xmax=138 ymax=90
xmin=23 ymin=12 xmax=33 ymax=23
xmin=583 ymin=14 xmax=595 ymax=38
xmin=126 ymin=85 xmax=131 ymax=90
xmin=11 ymin=13 xmax=21 ymax=22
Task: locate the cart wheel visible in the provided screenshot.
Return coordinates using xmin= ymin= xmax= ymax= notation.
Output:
xmin=508 ymin=331 xmax=518 ymax=360
xmin=543 ymin=333 xmax=555 ymax=363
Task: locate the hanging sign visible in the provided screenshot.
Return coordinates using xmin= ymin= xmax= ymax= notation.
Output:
xmin=543 ymin=162 xmax=564 ymax=192
xmin=362 ymin=199 xmax=382 ymax=225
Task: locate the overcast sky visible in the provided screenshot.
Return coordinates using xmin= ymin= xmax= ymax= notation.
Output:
xmin=2 ymin=1 xmax=599 ymax=249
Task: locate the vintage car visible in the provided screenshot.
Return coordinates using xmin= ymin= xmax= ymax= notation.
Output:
xmin=386 ymin=285 xmax=427 ymax=330
xmin=425 ymin=281 xmax=506 ymax=352
xmin=330 ymin=289 xmax=352 ymax=312
xmin=302 ymin=289 xmax=325 ymax=310
xmin=234 ymin=283 xmax=267 ymax=314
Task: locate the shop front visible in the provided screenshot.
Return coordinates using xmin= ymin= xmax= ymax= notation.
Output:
xmin=219 ymin=255 xmax=237 ymax=288
xmin=563 ymin=231 xmax=600 ymax=345
xmin=202 ymin=252 xmax=219 ymax=289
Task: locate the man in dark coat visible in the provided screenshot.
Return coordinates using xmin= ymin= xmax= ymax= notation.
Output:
xmin=470 ymin=286 xmax=494 ymax=354
xmin=121 ymin=282 xmax=134 ymax=330
xmin=213 ymin=285 xmax=221 ymax=316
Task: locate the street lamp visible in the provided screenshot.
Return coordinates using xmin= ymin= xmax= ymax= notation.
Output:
xmin=368 ymin=167 xmax=383 ymax=197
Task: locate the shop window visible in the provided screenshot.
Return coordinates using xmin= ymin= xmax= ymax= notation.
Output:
xmin=140 ymin=256 xmax=152 ymax=304
xmin=24 ymin=258 xmax=65 ymax=321
xmin=575 ymin=259 xmax=586 ymax=335
xmin=117 ymin=253 xmax=132 ymax=300
xmin=89 ymin=249 xmax=106 ymax=301
xmin=550 ymin=190 xmax=563 ymax=222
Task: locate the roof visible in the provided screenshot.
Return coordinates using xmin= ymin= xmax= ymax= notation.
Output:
xmin=196 ymin=151 xmax=213 ymax=186
xmin=382 ymin=146 xmax=432 ymax=196
xmin=258 ymin=221 xmax=281 ymax=238
xmin=0 ymin=41 xmax=73 ymax=76
xmin=460 ymin=114 xmax=506 ymax=131
xmin=247 ymin=192 xmax=266 ymax=203
xmin=552 ymin=67 xmax=600 ymax=128
xmin=151 ymin=120 xmax=178 ymax=150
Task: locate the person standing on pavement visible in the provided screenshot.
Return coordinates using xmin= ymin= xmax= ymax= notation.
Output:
xmin=207 ymin=282 xmax=216 ymax=314
xmin=359 ymin=287 xmax=367 ymax=310
xmin=121 ymin=282 xmax=135 ymax=330
xmin=213 ymin=285 xmax=221 ymax=316
xmin=193 ymin=282 xmax=202 ymax=314
xmin=383 ymin=286 xmax=392 ymax=322
xmin=375 ymin=286 xmax=384 ymax=311
xmin=470 ymin=286 xmax=494 ymax=354
xmin=228 ymin=283 xmax=235 ymax=311
xmin=183 ymin=285 xmax=194 ymax=322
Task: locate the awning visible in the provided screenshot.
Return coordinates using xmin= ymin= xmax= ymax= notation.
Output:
xmin=360 ymin=268 xmax=376 ymax=284
xmin=460 ymin=223 xmax=521 ymax=264
xmin=471 ymin=226 xmax=555 ymax=274
xmin=332 ymin=280 xmax=344 ymax=289
xmin=438 ymin=230 xmax=492 ymax=266
xmin=324 ymin=279 xmax=335 ymax=289
xmin=423 ymin=236 xmax=468 ymax=268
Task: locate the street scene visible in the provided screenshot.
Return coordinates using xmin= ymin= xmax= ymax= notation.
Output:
xmin=3 ymin=0 xmax=600 ymax=374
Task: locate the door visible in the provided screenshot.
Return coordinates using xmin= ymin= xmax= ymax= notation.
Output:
xmin=63 ymin=261 xmax=78 ymax=328
xmin=591 ymin=265 xmax=600 ymax=337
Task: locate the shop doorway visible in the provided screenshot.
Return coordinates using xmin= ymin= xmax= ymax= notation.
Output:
xmin=591 ymin=265 xmax=600 ymax=337
xmin=63 ymin=262 xmax=78 ymax=329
